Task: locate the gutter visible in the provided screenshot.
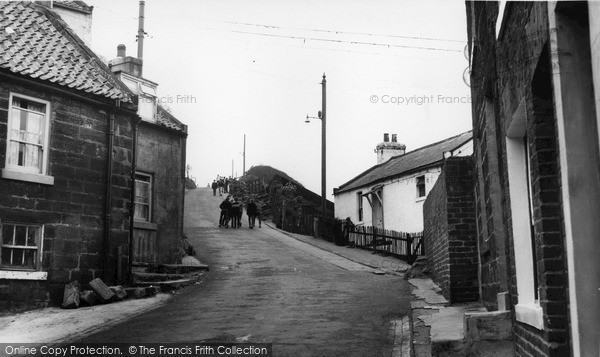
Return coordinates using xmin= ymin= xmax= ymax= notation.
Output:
xmin=128 ymin=116 xmax=142 ymax=283
xmin=102 ymin=109 xmax=116 ymax=282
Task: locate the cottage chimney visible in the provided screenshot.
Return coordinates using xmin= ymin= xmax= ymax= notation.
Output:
xmin=46 ymin=1 xmax=94 ymax=46
xmin=108 ymin=44 xmax=143 ymax=77
xmin=117 ymin=44 xmax=126 ymax=57
xmin=375 ymin=133 xmax=406 ymax=164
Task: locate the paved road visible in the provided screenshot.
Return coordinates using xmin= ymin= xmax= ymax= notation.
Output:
xmin=81 ymin=188 xmax=412 ymax=356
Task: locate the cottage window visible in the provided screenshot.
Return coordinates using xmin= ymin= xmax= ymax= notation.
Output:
xmin=0 ymin=223 xmax=43 ymax=270
xmin=134 ymin=172 xmax=153 ymax=222
xmin=416 ymin=176 xmax=426 ymax=198
xmin=2 ymin=94 xmax=53 ymax=185
xmin=506 ymin=99 xmax=543 ymax=330
xmin=357 ymin=191 xmax=363 ymax=222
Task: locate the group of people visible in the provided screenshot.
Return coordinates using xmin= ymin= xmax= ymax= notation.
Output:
xmin=219 ymin=195 xmax=262 ymax=229
xmin=211 ymin=177 xmax=231 ymax=196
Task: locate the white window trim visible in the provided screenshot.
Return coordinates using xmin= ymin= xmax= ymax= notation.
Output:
xmin=506 ymin=100 xmax=543 ymax=330
xmin=496 ymin=1 xmax=509 ymax=40
xmin=0 ymin=270 xmax=47 ymax=280
xmin=3 ymin=93 xmax=54 ymax=185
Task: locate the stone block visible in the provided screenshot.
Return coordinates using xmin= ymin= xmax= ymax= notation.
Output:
xmin=124 ymin=287 xmax=146 ymax=299
xmin=80 ymin=290 xmax=97 ymax=306
xmin=465 ymin=310 xmax=512 ymax=342
xmin=109 ymin=285 xmax=128 ymax=301
xmin=61 ymin=280 xmax=80 ymax=309
xmin=88 ymin=278 xmax=115 ymax=303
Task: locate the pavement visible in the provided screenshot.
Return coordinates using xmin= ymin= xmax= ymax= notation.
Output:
xmin=2 ymin=187 xmax=453 ymax=356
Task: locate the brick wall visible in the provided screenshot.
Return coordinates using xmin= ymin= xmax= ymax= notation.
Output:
xmin=468 ymin=1 xmax=571 ymax=355
xmin=423 ymin=165 xmax=449 ymax=296
xmin=423 ymin=156 xmax=478 ymax=303
xmin=0 ymin=78 xmax=134 ymax=309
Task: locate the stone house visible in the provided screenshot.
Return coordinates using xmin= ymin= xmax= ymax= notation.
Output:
xmin=0 ymin=1 xmax=138 ymax=309
xmin=467 ymin=1 xmax=600 ymax=355
xmin=107 ymin=45 xmax=188 ymax=266
xmin=333 ymin=131 xmax=472 ymax=233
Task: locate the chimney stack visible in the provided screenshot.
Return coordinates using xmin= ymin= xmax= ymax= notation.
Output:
xmin=117 ymin=44 xmax=126 ymax=57
xmin=108 ymin=44 xmax=143 ymax=77
xmin=375 ymin=133 xmax=406 ymax=164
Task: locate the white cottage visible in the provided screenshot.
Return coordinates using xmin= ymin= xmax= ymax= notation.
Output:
xmin=334 ymin=131 xmax=473 ymax=233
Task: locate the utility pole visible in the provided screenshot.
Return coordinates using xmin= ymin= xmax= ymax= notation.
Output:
xmin=243 ymin=134 xmax=246 ymax=176
xmin=136 ymin=1 xmax=145 ymax=61
xmin=321 ymin=74 xmax=327 ymax=217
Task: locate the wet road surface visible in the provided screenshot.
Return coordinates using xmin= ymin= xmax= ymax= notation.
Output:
xmin=80 ymin=188 xmax=411 ymax=357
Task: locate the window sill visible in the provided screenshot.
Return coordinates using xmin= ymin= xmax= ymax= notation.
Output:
xmin=515 ymin=303 xmax=544 ymax=330
xmin=0 ymin=270 xmax=47 ymax=280
xmin=133 ymin=220 xmax=157 ymax=230
xmin=415 ymin=196 xmax=426 ymax=202
xmin=2 ymin=169 xmax=54 ymax=185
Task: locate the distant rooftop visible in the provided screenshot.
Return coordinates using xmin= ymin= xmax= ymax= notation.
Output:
xmin=335 ymin=131 xmax=473 ymax=194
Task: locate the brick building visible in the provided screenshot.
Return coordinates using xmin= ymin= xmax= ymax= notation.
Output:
xmin=423 ymin=156 xmax=478 ymax=304
xmin=0 ymin=2 xmax=138 ymax=309
xmin=467 ymin=2 xmax=600 ymax=355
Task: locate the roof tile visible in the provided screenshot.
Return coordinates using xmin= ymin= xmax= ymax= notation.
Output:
xmin=0 ymin=2 xmax=131 ymax=101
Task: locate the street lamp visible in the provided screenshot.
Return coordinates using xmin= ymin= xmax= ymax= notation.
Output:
xmin=305 ymin=74 xmax=327 ymax=217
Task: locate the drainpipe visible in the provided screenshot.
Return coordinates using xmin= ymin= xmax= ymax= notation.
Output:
xmin=128 ymin=117 xmax=142 ymax=284
xmin=179 ymin=130 xmax=187 ymax=259
xmin=103 ymin=108 xmax=116 ymax=282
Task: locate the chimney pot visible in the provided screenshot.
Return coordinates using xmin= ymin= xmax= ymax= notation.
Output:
xmin=117 ymin=44 xmax=126 ymax=57
xmin=383 ymin=133 xmax=389 ymax=142
xmin=392 ymin=134 xmax=397 ymax=143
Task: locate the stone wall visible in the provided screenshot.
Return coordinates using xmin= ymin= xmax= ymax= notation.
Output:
xmin=0 ymin=78 xmax=134 ymax=310
xmin=135 ymin=122 xmax=186 ymax=264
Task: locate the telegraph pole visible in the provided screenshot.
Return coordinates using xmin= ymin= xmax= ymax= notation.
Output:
xmin=243 ymin=134 xmax=246 ymax=176
xmin=321 ymin=74 xmax=327 ymax=217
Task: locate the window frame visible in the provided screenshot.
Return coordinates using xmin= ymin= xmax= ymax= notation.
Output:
xmin=416 ymin=175 xmax=426 ymax=199
xmin=357 ymin=191 xmax=363 ymax=222
xmin=0 ymin=221 xmax=44 ymax=272
xmin=506 ymin=99 xmax=543 ymax=330
xmin=2 ymin=93 xmax=54 ymax=185
xmin=134 ymin=172 xmax=153 ymax=222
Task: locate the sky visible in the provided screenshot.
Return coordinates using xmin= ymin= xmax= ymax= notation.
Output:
xmin=85 ymin=0 xmax=473 ymax=200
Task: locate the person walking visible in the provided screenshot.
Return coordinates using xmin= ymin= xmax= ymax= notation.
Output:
xmin=247 ymin=199 xmax=257 ymax=229
xmin=229 ymin=197 xmax=241 ymax=229
xmin=219 ymin=195 xmax=232 ymax=228
xmin=211 ymin=180 xmax=218 ymax=196
xmin=255 ymin=200 xmax=262 ymax=228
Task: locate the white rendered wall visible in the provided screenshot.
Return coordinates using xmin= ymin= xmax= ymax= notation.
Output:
xmin=334 ymin=166 xmax=441 ymax=232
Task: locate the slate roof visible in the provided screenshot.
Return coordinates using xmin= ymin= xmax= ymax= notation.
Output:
xmin=0 ymin=1 xmax=133 ymax=101
xmin=336 ymin=131 xmax=473 ymax=194
xmin=156 ymin=105 xmax=187 ymax=133
xmin=53 ymin=1 xmax=93 ymax=14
